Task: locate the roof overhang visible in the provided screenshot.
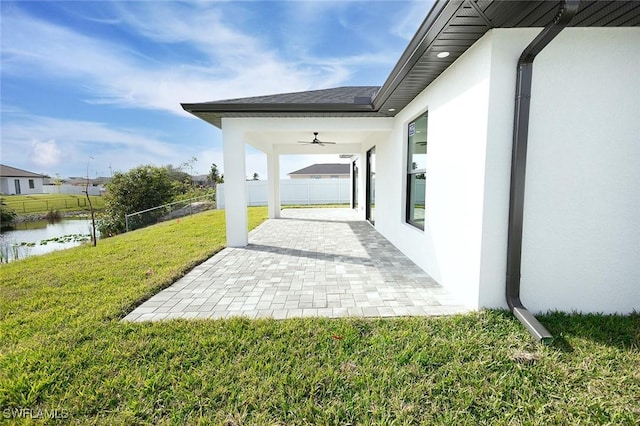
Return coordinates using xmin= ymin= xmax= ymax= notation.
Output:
xmin=182 ymin=86 xmax=387 ymax=128
xmin=181 ymin=103 xmax=388 ymax=129
xmin=182 ymin=1 xmax=640 ymax=128
xmin=372 ymin=0 xmax=640 ymax=113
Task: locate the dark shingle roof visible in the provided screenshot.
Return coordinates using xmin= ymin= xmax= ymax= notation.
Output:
xmin=0 ymin=164 xmax=46 ymax=178
xmin=182 ymin=86 xmax=385 ymax=128
xmin=212 ymin=86 xmax=379 ymax=105
xmin=288 ymin=163 xmax=350 ymax=176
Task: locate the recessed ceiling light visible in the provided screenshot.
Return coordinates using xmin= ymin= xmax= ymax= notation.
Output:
xmin=388 ymin=108 xmax=396 ymax=112
xmin=437 ymin=51 xmax=450 ymax=58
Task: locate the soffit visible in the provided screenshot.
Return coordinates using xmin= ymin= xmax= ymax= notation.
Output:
xmin=374 ymin=0 xmax=640 ymax=114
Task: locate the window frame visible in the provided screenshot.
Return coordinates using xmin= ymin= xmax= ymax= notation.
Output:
xmin=405 ymin=111 xmax=428 ymax=230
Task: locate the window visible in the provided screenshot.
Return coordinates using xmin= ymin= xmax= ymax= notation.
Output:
xmin=28 ymin=179 xmax=35 ymax=189
xmin=406 ymin=112 xmax=427 ymax=229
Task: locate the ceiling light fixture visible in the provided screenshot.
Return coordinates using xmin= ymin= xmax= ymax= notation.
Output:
xmin=388 ymin=108 xmax=396 ymax=112
xmin=437 ymin=51 xmax=450 ymax=58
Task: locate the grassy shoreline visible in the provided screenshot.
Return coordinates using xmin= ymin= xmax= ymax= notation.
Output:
xmin=2 ymin=193 xmax=105 ymax=216
xmin=1 ymin=207 xmax=638 ymax=424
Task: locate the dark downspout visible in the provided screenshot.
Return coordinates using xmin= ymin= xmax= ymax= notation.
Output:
xmin=506 ymin=0 xmax=579 ymax=343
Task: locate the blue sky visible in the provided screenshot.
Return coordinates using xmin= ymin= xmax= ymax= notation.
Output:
xmin=1 ymin=0 xmax=432 ymax=179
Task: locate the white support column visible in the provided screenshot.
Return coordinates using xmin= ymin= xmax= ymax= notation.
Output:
xmin=222 ymin=123 xmax=248 ymax=247
xmin=267 ymin=148 xmax=281 ymax=219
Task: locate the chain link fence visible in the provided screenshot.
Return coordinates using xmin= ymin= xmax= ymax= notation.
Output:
xmin=125 ymin=194 xmax=215 ymax=232
xmin=5 ymin=196 xmax=104 ymax=213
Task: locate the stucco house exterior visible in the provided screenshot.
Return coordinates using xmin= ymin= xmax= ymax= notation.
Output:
xmin=288 ymin=163 xmax=351 ymax=180
xmin=182 ymin=1 xmax=639 ymax=339
xmin=0 ymin=164 xmax=46 ymax=195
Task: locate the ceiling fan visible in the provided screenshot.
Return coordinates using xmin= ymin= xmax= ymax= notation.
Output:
xmin=297 ymin=132 xmax=336 ymax=146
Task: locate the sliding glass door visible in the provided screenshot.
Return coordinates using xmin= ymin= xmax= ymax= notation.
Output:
xmin=351 ymin=161 xmax=359 ymax=210
xmin=366 ymin=147 xmax=376 ymax=224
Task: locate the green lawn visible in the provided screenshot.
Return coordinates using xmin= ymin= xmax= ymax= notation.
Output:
xmin=283 ymin=203 xmax=350 ymax=208
xmin=1 ymin=206 xmax=638 ymax=424
xmin=2 ymin=193 xmax=105 ymax=214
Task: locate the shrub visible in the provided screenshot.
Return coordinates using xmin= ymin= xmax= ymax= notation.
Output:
xmin=44 ymin=209 xmax=62 ymax=222
xmin=0 ymin=198 xmax=17 ymax=227
xmin=98 ymin=165 xmax=176 ymax=236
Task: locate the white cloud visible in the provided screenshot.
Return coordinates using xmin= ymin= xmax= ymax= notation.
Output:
xmin=1 ymin=1 xmax=429 ymax=179
xmin=1 ymin=3 xmax=405 ymax=118
xmin=30 ymin=139 xmax=62 ymax=168
xmin=193 ymin=147 xmax=224 ymax=176
xmin=391 ymin=1 xmax=436 ymax=40
xmin=1 ymin=114 xmax=184 ymax=177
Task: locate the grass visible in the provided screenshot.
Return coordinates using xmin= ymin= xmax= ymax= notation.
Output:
xmin=283 ymin=203 xmax=350 ymax=209
xmin=2 ymin=193 xmax=105 ymax=214
xmin=1 ymin=206 xmax=639 ymax=424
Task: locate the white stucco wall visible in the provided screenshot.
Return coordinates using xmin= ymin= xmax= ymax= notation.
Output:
xmin=475 ymin=27 xmax=640 ymax=314
xmin=374 ymin=32 xmax=495 ymax=308
xmin=0 ymin=177 xmax=44 ymax=195
xmin=376 ymin=27 xmax=639 ymax=314
xmin=476 ymin=29 xmax=544 ymax=310
xmin=519 ymin=28 xmax=640 ymax=314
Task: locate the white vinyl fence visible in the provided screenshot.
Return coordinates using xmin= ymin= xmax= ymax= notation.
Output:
xmin=43 ymin=184 xmax=104 ymax=196
xmin=217 ymin=179 xmax=350 ymax=208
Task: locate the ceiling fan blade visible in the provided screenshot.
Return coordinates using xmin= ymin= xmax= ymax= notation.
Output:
xmin=297 ymin=132 xmax=337 ymax=146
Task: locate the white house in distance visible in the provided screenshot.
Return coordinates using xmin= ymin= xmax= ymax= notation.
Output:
xmin=288 ymin=163 xmax=350 ymax=180
xmin=0 ymin=164 xmax=46 ymax=195
xmin=183 ymin=1 xmax=639 ymax=339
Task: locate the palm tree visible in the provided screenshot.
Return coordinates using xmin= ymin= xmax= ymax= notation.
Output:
xmin=209 ymin=163 xmax=220 ymax=188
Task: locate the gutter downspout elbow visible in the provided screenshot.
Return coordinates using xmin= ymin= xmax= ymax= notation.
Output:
xmin=506 ymin=0 xmax=579 ymax=344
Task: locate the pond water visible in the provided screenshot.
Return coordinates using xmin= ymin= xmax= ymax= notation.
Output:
xmin=0 ymin=219 xmax=98 ymax=262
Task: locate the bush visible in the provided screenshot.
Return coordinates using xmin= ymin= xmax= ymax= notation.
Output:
xmin=98 ymin=165 xmax=176 ymax=236
xmin=0 ymin=198 xmax=17 ymax=227
xmin=44 ymin=209 xmax=62 ymax=222
xmin=173 ymin=186 xmax=215 ymax=202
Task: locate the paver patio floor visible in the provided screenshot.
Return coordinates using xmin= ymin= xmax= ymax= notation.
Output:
xmin=123 ymin=208 xmax=471 ymax=322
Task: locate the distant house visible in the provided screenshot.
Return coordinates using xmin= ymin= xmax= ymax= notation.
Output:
xmin=0 ymin=164 xmax=46 ymax=195
xmin=288 ymin=163 xmax=350 ymax=179
xmin=191 ymin=174 xmax=210 ymax=187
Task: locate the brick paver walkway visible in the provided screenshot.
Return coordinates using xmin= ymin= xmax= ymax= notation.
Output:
xmin=123 ymin=208 xmax=470 ymax=321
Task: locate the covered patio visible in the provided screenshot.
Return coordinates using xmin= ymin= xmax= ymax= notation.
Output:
xmin=124 ymin=208 xmax=470 ymax=322
xmin=182 ymin=87 xmax=394 ymax=248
